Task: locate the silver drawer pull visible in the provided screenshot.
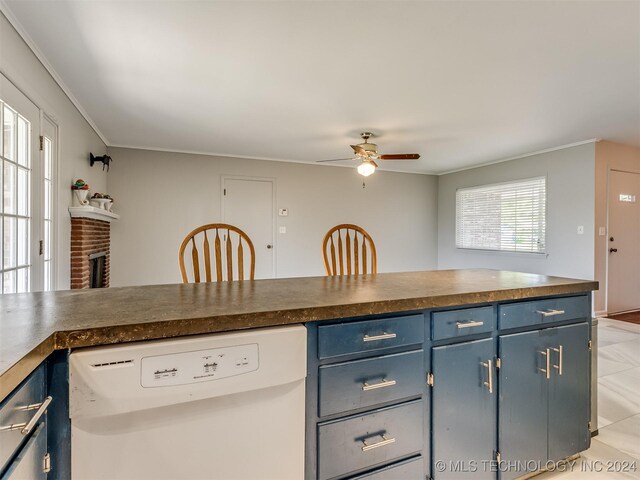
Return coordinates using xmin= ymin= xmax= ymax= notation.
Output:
xmin=362 ymin=379 xmax=397 ymax=391
xmin=363 ymin=332 xmax=397 ymax=342
xmin=536 ymin=309 xmax=565 ymax=317
xmin=0 ymin=396 xmax=52 ymax=436
xmin=362 ymin=434 xmax=396 ymax=452
xmin=456 ymin=320 xmax=484 ymax=329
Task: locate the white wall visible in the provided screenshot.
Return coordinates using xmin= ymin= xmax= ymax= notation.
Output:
xmin=106 ymin=147 xmax=438 ymax=287
xmin=437 ymin=143 xmax=596 ymax=280
xmin=0 ymin=11 xmax=108 ymax=289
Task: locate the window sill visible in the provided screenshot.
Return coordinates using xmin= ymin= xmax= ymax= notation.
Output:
xmin=455 ymin=248 xmax=549 ymax=259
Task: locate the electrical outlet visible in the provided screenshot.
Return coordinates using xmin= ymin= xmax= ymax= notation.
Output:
xmin=279 ymin=226 xmax=287 ymax=234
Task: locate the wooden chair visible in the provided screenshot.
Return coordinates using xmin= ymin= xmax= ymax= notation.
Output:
xmin=322 ymin=224 xmax=377 ymax=276
xmin=179 ymin=224 xmax=255 ymax=283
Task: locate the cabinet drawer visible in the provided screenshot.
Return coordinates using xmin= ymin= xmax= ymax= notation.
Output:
xmin=0 ymin=366 xmax=46 ymax=473
xmin=431 ymin=306 xmax=494 ymax=341
xmin=499 ymin=296 xmax=590 ymax=330
xmin=318 ymin=315 xmax=424 ymax=359
xmin=319 ymin=350 xmax=424 ymax=417
xmin=318 ymin=400 xmax=424 ymax=480
xmin=351 ymin=456 xmax=423 ymax=479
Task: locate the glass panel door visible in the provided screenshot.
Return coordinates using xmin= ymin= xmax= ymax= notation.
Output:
xmin=1 ymin=74 xmax=41 ymax=293
xmin=42 ymin=115 xmax=57 ymax=291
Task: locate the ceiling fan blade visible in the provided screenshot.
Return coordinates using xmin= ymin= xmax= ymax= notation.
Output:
xmin=351 ymin=145 xmax=367 ymax=156
xmin=379 ymin=153 xmax=420 ymax=160
xmin=371 ymin=160 xmax=379 ymax=168
xmin=316 ymin=158 xmax=355 ymax=163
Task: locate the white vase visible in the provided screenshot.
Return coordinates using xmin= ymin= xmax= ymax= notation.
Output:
xmin=74 ymin=189 xmax=90 ymax=206
xmin=90 ymin=198 xmax=110 ymax=210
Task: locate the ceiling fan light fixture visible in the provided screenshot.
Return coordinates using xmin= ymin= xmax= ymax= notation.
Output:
xmin=357 ymin=160 xmax=376 ymax=177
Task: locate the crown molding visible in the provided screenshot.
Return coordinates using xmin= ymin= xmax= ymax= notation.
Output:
xmin=0 ymin=2 xmax=109 ymax=145
xmin=108 ymin=143 xmax=438 ymax=175
xmin=438 ymin=139 xmax=599 ymax=176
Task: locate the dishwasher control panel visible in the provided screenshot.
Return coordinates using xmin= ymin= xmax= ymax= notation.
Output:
xmin=140 ymin=343 xmax=259 ymax=387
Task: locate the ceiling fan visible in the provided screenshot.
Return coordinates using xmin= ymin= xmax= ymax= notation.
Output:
xmin=317 ymin=132 xmax=420 ymax=177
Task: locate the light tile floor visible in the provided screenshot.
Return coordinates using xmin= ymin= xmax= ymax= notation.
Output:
xmin=536 ymin=318 xmax=640 ymax=479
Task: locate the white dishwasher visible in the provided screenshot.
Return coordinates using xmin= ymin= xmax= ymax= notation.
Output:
xmin=69 ymin=325 xmax=306 ymax=480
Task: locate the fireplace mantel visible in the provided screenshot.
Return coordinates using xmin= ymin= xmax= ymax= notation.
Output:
xmin=68 ymin=206 xmax=120 ymax=222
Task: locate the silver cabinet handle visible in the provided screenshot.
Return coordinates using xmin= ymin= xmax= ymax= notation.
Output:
xmin=539 ymin=349 xmax=550 ymax=379
xmin=0 ymin=396 xmax=52 ymax=435
xmin=363 ymin=332 xmax=396 ymax=342
xmin=551 ymin=345 xmax=563 ymax=375
xmin=482 ymin=359 xmax=493 ymax=393
xmin=362 ymin=379 xmax=397 ymax=391
xmin=456 ymin=320 xmax=484 ymax=329
xmin=536 ymin=309 xmax=565 ymax=317
xmin=362 ymin=434 xmax=396 ymax=452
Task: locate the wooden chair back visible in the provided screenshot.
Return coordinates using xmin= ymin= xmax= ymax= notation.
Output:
xmin=179 ymin=223 xmax=255 ymax=283
xmin=322 ymin=224 xmax=377 ymax=276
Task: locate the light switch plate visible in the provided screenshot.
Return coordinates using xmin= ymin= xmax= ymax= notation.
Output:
xmin=599 ymin=227 xmax=606 ymax=236
xmin=278 ymin=208 xmax=288 ymax=217
xmin=577 ymin=226 xmax=584 ymax=235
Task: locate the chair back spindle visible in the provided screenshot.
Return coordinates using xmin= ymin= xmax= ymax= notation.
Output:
xmin=179 ymin=223 xmax=255 ymax=283
xmin=322 ymin=224 xmax=377 ymax=276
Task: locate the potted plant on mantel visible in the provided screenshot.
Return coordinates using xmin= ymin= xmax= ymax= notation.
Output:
xmin=71 ymin=179 xmax=90 ymax=206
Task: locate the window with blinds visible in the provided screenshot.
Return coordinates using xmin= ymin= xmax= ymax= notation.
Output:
xmin=456 ymin=177 xmax=546 ymax=253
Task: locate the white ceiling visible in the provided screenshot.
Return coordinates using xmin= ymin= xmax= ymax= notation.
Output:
xmin=3 ymin=1 xmax=640 ymax=174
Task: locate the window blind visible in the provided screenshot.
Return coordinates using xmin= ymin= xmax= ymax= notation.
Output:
xmin=456 ymin=177 xmax=546 ymax=253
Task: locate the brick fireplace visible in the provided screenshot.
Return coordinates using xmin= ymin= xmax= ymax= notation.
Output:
xmin=69 ymin=207 xmax=119 ymax=289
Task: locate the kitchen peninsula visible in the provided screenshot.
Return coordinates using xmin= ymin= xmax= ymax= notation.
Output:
xmin=0 ymin=269 xmax=597 ymax=480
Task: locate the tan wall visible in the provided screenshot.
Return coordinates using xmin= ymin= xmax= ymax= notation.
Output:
xmin=438 ymin=143 xmax=596 ymax=282
xmin=1 ymin=11 xmax=108 ymax=289
xmin=106 ymin=147 xmax=439 ymax=287
xmin=594 ymin=141 xmax=640 ymax=314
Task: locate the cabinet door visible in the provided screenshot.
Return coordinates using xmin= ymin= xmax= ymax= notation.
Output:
xmin=432 ymin=338 xmax=496 ymax=479
xmin=499 ymin=330 xmax=548 ymax=480
xmin=547 ymin=323 xmax=590 ymax=461
xmin=1 ymin=422 xmax=47 ymax=480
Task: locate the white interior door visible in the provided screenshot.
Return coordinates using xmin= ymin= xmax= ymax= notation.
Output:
xmin=222 ymin=177 xmax=275 ymax=279
xmin=607 ymin=169 xmax=640 ymax=313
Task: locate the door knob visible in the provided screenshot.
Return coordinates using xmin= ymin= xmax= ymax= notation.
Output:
xmin=266 ymin=244 xmax=273 ymax=249
xmin=609 ymin=248 xmax=618 ymax=253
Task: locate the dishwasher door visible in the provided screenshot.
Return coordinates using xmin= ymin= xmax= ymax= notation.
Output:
xmin=70 ymin=325 xmax=306 ymax=480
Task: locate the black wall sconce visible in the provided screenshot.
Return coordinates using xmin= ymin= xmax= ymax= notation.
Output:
xmin=90 ymin=153 xmax=112 ymax=171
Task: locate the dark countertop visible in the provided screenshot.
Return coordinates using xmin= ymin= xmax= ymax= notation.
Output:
xmin=0 ymin=269 xmax=597 ymax=401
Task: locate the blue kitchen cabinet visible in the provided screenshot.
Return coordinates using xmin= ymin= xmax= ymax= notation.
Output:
xmin=306 ymin=315 xmax=428 ymax=479
xmin=499 ymin=322 xmax=590 ymax=480
xmin=547 ymin=323 xmax=590 ymax=461
xmin=0 ymin=365 xmax=48 ymax=480
xmin=432 ymin=337 xmax=497 ymax=479
xmin=0 ymin=352 xmax=69 ymax=480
